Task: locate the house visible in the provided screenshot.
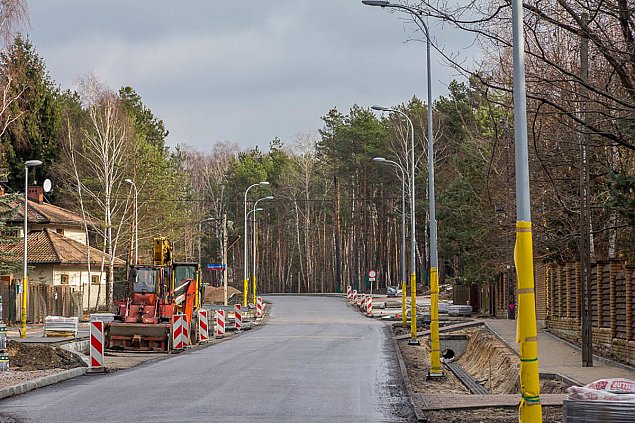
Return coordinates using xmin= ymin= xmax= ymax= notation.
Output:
xmin=2 ymin=186 xmax=125 ymax=311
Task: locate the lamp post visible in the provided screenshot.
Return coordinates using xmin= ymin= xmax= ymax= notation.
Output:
xmin=372 ymin=106 xmax=420 ymax=347
xmin=374 ymin=157 xmax=408 ymax=328
xmin=365 ymin=0 xmax=443 ymax=378
xmin=124 ymin=179 xmax=138 ymax=265
xmin=510 ymin=0 xmax=542 ymax=418
xmin=252 ymin=196 xmax=273 ymax=305
xmin=244 ymin=182 xmax=269 ymax=306
xmin=22 ymin=159 xmax=42 ymax=338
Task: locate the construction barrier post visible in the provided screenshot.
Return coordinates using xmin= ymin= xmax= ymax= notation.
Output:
xmin=89 ymin=320 xmax=105 ymax=369
xmin=256 ymin=297 xmax=263 ymax=318
xmin=352 ymin=289 xmax=358 ymax=305
xmin=367 ymin=296 xmax=373 ymax=317
xmin=215 ymin=310 xmax=225 ymax=338
xmin=198 ymin=309 xmax=209 ymax=343
xmin=234 ymin=304 xmax=242 ymax=330
xmin=346 ymin=285 xmax=352 ymax=302
xmin=172 ymin=314 xmax=186 ymax=350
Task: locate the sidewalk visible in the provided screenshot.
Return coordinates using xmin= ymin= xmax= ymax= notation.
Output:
xmin=485 ymin=319 xmax=635 ymax=385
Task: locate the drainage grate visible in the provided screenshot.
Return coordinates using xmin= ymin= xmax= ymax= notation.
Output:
xmin=445 ymin=361 xmax=489 ymax=395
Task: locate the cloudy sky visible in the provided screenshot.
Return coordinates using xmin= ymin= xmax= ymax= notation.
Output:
xmin=28 ymin=1 xmax=475 ymax=152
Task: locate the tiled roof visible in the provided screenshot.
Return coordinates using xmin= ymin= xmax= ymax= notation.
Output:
xmin=6 ymin=229 xmax=125 ymax=266
xmin=5 ymin=200 xmax=86 ymax=227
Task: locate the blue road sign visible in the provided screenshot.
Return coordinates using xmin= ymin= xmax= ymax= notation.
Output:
xmin=206 ymin=263 xmax=226 ymax=270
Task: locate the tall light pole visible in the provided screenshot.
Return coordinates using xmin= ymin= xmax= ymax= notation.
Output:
xmin=374 ymin=157 xmax=408 ymax=328
xmin=365 ymin=0 xmax=443 ymax=378
xmin=22 ymin=159 xmax=42 ymax=338
xmin=124 ymin=179 xmax=138 ymax=265
xmin=244 ymin=181 xmax=269 ymax=307
xmin=511 ymin=0 xmax=542 ymax=418
xmin=252 ymin=196 xmax=273 ymax=305
xmin=372 ymin=105 xmax=420 ymax=347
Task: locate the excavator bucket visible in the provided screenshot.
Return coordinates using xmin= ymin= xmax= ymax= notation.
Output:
xmin=106 ymin=322 xmax=171 ymax=352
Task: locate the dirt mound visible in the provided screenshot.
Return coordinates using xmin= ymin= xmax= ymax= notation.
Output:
xmin=203 ymin=285 xmax=242 ymax=304
xmin=7 ymin=340 xmax=87 ymax=371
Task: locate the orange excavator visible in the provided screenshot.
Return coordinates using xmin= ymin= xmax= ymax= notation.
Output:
xmin=105 ymin=237 xmax=200 ymax=352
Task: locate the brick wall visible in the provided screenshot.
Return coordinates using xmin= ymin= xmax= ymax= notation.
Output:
xmin=545 ymin=260 xmax=635 ymax=366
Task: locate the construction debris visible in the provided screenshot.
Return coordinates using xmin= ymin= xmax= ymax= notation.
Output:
xmin=6 ymin=340 xmax=86 ymax=371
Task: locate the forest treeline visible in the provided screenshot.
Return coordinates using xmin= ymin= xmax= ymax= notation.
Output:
xmin=0 ymin=0 xmax=633 ymax=304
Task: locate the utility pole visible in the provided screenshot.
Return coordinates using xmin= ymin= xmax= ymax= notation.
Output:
xmin=579 ymin=12 xmax=593 ymax=367
xmin=223 ymin=213 xmax=228 ymax=306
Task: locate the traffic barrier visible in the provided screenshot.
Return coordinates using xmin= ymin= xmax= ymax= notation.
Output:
xmin=352 ymin=290 xmax=357 ymax=304
xmin=256 ymin=297 xmax=263 ymax=318
xmin=367 ymin=296 xmax=373 ymax=317
xmin=172 ymin=313 xmax=187 ymax=350
xmin=44 ymin=316 xmax=79 ymax=337
xmin=198 ymin=309 xmax=209 ymax=343
xmin=234 ymin=304 xmax=242 ymax=330
xmin=89 ymin=320 xmax=105 ymax=368
xmin=361 ymin=294 xmax=366 ymax=310
xmin=346 ymin=286 xmax=352 ymax=302
xmin=215 ymin=310 xmax=225 ymax=338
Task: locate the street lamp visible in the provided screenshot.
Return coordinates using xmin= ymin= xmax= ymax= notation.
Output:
xmin=252 ymin=196 xmax=273 ymax=304
xmin=244 ymin=181 xmax=269 ymax=306
xmin=21 ymin=159 xmax=42 ymax=338
xmin=372 ymin=106 xmax=420 ymax=347
xmin=366 ymin=0 xmax=443 ymax=378
xmin=373 ymin=157 xmax=408 ymax=328
xmin=124 ymin=179 xmax=138 ymax=265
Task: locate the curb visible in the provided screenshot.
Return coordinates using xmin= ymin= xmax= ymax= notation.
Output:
xmin=0 ymin=367 xmax=87 ymax=400
xmin=392 ymin=333 xmax=426 ymax=422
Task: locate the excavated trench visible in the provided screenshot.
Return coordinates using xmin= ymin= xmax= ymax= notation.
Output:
xmin=454 ymin=328 xmax=569 ymax=394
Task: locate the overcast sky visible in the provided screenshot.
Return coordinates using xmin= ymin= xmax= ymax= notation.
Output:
xmin=28 ymin=1 xmax=475 ymax=152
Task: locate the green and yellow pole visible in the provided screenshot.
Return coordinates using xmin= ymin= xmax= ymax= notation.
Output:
xmin=511 ymin=0 xmax=542 ymax=418
xmin=402 ymin=281 xmax=407 ymax=328
xmin=409 ymin=272 xmax=418 ymax=344
xmin=20 ymin=276 xmax=27 ymax=338
xmin=252 ymin=276 xmax=257 ymax=307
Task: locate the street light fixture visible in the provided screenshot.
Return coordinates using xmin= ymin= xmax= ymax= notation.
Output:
xmin=244 ymin=182 xmax=269 ymax=306
xmin=373 ymin=157 xmax=408 ymax=328
xmin=124 ymin=179 xmax=138 ymax=265
xmin=372 ymin=106 xmax=419 ymax=346
xmin=252 ymin=196 xmax=274 ymax=304
xmin=366 ymin=0 xmax=443 ymax=378
xmin=21 ymin=159 xmax=42 ymax=338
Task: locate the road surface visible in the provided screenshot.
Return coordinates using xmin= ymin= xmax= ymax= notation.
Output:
xmin=0 ymin=295 xmax=414 ymax=422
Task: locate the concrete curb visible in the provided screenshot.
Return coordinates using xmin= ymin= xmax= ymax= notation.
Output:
xmin=0 ymin=367 xmax=87 ymax=400
xmin=391 ymin=333 xmax=426 ymax=422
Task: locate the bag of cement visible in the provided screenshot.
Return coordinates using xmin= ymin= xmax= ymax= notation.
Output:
xmin=564 ymin=379 xmax=635 ymax=422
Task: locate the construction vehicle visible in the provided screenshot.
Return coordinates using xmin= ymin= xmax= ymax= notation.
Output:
xmin=105 ymin=237 xmax=200 ymax=352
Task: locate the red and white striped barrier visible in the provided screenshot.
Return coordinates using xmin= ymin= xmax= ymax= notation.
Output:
xmin=215 ymin=310 xmax=225 ymax=338
xmin=172 ymin=313 xmax=187 ymax=350
xmin=234 ymin=304 xmax=242 ymax=330
xmin=367 ymin=296 xmax=373 ymax=317
xmin=198 ymin=309 xmax=209 ymax=343
xmin=89 ymin=320 xmax=104 ymax=368
xmin=256 ymin=297 xmax=263 ymax=318
xmin=346 ymin=285 xmax=352 ymax=302
xmin=352 ymin=290 xmax=358 ymax=304
xmin=361 ymin=294 xmax=366 ymax=309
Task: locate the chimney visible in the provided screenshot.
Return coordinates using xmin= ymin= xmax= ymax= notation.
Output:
xmin=28 ymin=185 xmax=43 ymax=204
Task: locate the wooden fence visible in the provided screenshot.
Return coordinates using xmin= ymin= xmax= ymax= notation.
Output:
xmin=545 ymin=260 xmax=634 ymax=366
xmin=0 ymin=276 xmax=82 ymax=323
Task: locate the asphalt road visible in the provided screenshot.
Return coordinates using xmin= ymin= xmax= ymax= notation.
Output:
xmin=0 ymin=296 xmax=415 ymax=423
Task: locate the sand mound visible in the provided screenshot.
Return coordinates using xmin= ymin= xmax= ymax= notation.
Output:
xmin=7 ymin=340 xmax=86 ymax=371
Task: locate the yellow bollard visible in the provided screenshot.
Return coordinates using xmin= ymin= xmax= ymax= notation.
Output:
xmin=515 ymin=221 xmax=542 ymax=422
xmin=243 ymin=278 xmax=249 ymax=307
